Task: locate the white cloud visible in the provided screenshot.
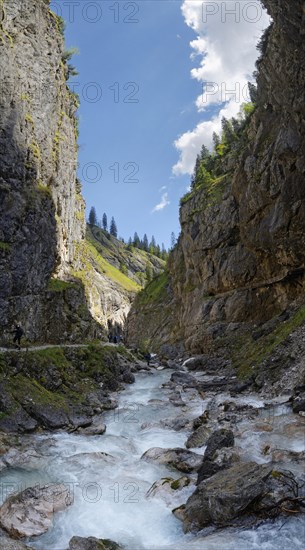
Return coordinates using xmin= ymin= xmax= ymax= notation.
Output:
xmin=173 ymin=0 xmax=270 ymax=175
xmin=152 ymin=192 xmax=170 ymax=213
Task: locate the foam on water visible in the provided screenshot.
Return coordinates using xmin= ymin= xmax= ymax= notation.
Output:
xmin=1 ymin=369 xmax=304 ymax=549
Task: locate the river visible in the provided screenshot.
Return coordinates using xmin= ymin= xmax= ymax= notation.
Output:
xmin=0 ymin=368 xmax=304 ymax=549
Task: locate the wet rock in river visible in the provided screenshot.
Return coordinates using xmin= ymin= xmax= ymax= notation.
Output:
xmin=168 ymin=391 xmax=185 ymax=407
xmin=204 ymin=428 xmax=234 ymax=460
xmin=185 ymin=425 xmax=211 ymax=449
xmin=192 ymin=411 xmax=210 ymax=429
xmin=141 ymin=447 xmax=203 ymax=473
xmin=291 ymin=391 xmax=305 ymax=413
xmin=69 ymin=537 xmax=123 ymax=550
xmin=272 ymin=449 xmax=305 ymax=463
xmin=66 ymin=452 xmax=116 ymax=466
xmin=77 ymin=418 xmax=106 ymax=436
xmin=21 ymin=401 xmax=70 ymax=430
xmin=177 ymin=462 xmax=273 ymax=532
xmin=0 ymin=407 xmax=38 ymax=434
xmin=0 ymin=447 xmax=46 ymax=471
xmin=0 ymin=484 xmax=73 ymax=538
xmin=146 ymin=476 xmax=194 ymax=506
xmin=170 ymin=372 xmax=199 ymax=388
xmin=160 ymin=416 xmax=192 ymax=431
xmin=0 ymin=534 xmax=34 ymax=549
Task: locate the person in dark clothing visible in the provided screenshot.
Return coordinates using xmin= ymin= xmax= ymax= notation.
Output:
xmin=108 ymin=332 xmax=113 ymax=343
xmin=13 ymin=324 xmax=24 ymax=350
xmin=113 ymin=335 xmax=118 ymax=344
xmin=144 ymin=353 xmax=151 ymax=366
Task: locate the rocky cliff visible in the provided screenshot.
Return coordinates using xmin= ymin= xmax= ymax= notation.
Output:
xmin=0 ymin=0 xmax=91 ymax=341
xmin=76 ymin=226 xmax=165 ymax=334
xmin=0 ymin=0 xmax=161 ymax=344
xmin=128 ymin=0 xmax=305 ymax=369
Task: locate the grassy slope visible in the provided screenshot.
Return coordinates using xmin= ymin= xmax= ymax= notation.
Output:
xmin=87 ymin=225 xmax=165 ymax=283
xmin=73 ymin=239 xmax=141 ymax=294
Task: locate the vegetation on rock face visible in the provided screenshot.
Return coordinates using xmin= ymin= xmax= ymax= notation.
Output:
xmin=87 ymin=225 xmax=165 ymax=288
xmin=47 ymin=279 xmax=79 ymax=292
xmin=136 ymin=271 xmax=169 ymax=306
xmin=0 ymin=345 xmax=136 ymax=431
xmin=74 ymin=239 xmax=141 ymax=294
xmin=180 ymin=100 xmax=255 ymax=206
xmin=231 ymin=304 xmax=305 ymax=379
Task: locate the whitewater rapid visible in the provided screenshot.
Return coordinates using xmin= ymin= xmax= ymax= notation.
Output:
xmin=0 ymin=369 xmax=304 ymax=549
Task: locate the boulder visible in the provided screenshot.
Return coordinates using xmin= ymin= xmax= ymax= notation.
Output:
xmin=66 ymin=452 xmax=116 ymax=466
xmin=0 ymin=408 xmax=38 ymax=434
xmin=0 ymin=448 xmax=45 ymax=471
xmin=146 ymin=476 xmax=194 ymax=506
xmin=196 ymin=460 xmax=221 ymax=483
xmin=78 ymin=419 xmax=106 ymax=436
xmin=0 ymin=484 xmax=73 ymax=538
xmin=68 ymin=413 xmax=92 ymax=429
xmin=192 ymin=411 xmax=210 ymax=429
xmin=292 ymin=393 xmax=305 ymax=413
xmin=179 ymin=462 xmax=272 ymax=532
xmin=197 ymin=447 xmax=241 ymax=484
xmin=160 ymin=416 xmax=191 ymax=431
xmin=69 ymin=537 xmax=123 ymax=550
xmin=203 ymin=429 xmax=234 ymax=460
xmin=185 ymin=425 xmax=210 ymax=449
xmin=170 ymin=372 xmax=198 ymax=388
xmin=168 ymin=392 xmax=185 ymax=407
xmin=121 ymin=370 xmax=135 ymax=384
xmin=141 ymin=447 xmax=203 ymax=473
xmin=0 ymin=535 xmax=34 ymax=549
xmin=22 ymin=402 xmax=69 ymax=429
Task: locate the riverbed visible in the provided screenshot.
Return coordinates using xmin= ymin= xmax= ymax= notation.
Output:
xmin=0 ymin=368 xmax=304 ymax=549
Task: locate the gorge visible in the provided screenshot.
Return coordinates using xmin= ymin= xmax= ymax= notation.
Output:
xmin=0 ymin=0 xmax=305 ymax=549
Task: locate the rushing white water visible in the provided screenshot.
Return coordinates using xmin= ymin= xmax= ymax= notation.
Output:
xmin=0 ymin=369 xmax=304 ymax=549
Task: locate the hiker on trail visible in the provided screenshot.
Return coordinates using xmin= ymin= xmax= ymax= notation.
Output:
xmin=144 ymin=352 xmax=151 ymax=366
xmin=12 ymin=324 xmax=24 ymax=350
xmin=108 ymin=332 xmax=113 ymax=343
xmin=113 ymin=335 xmax=118 ymax=344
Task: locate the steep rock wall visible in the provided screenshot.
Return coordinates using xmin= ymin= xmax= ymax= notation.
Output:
xmin=128 ymin=0 xmax=305 ymax=355
xmin=0 ymin=0 xmax=90 ymax=341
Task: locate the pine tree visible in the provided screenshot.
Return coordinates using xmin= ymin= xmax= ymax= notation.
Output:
xmin=143 ymin=234 xmax=149 ymax=252
xmin=171 ymin=232 xmax=176 ymax=250
xmin=149 ymin=236 xmax=156 ymax=255
xmin=110 ymin=217 xmax=118 ymax=238
xmin=89 ymin=206 xmax=97 ymax=226
xmin=221 ymin=117 xmax=236 ymax=146
xmin=212 ymin=132 xmax=220 ymax=150
xmin=248 ymin=82 xmax=258 ymax=104
xmin=133 ymin=232 xmax=140 ymax=247
xmin=102 ymin=213 xmax=108 ymax=231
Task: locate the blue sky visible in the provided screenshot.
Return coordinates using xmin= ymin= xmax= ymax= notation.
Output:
xmin=50 ymin=1 xmax=269 ymax=248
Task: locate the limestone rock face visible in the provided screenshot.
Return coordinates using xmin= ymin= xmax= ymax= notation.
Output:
xmin=171 ymin=0 xmax=305 ymax=353
xmin=0 ymin=0 xmax=87 ymax=340
xmin=127 ymin=0 xmax=305 ymax=356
